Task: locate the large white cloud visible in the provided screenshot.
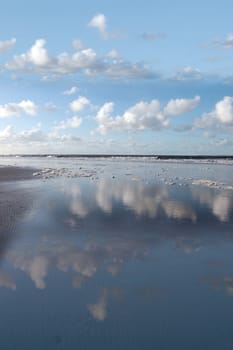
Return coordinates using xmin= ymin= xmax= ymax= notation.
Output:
xmin=0 ymin=38 xmax=16 ymax=54
xmin=5 ymin=39 xmax=152 ymax=79
xmin=194 ymin=96 xmax=233 ymax=131
xmin=95 ymin=96 xmax=200 ymax=134
xmin=0 ymin=100 xmax=38 ymax=118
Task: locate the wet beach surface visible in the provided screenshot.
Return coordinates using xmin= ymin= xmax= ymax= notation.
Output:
xmin=0 ymin=158 xmax=233 ymax=349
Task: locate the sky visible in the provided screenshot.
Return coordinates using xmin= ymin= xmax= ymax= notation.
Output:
xmin=0 ymin=0 xmax=233 ymax=155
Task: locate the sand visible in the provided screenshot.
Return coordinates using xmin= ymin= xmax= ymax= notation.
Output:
xmin=0 ymin=166 xmax=37 ymax=182
xmin=0 ymin=166 xmax=37 ymax=237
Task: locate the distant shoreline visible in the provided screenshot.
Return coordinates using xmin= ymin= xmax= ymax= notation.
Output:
xmin=0 ymin=154 xmax=233 ymax=160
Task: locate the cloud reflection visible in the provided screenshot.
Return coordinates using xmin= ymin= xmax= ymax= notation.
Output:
xmin=192 ymin=187 xmax=233 ymax=222
xmin=68 ymin=179 xmax=197 ymax=221
xmin=0 ymin=270 xmax=16 ymax=290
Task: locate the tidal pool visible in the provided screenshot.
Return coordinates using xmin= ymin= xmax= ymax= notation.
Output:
xmin=0 ymin=159 xmax=233 ymax=349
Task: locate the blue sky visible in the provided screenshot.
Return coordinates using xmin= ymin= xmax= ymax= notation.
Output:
xmin=0 ymin=0 xmax=233 ymax=154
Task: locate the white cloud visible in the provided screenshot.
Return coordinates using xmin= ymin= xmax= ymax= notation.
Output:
xmin=224 ymin=34 xmax=233 ymax=48
xmin=44 ymin=102 xmax=58 ymax=112
xmin=107 ymin=49 xmax=120 ymax=58
xmin=214 ymin=97 xmax=233 ymax=123
xmin=88 ymin=14 xmax=108 ymax=39
xmin=0 ymin=125 xmax=14 ymax=138
xmin=0 ymin=124 xmax=82 ymax=154
xmin=96 ymin=102 xmax=114 ymax=123
xmin=164 ymin=96 xmax=200 ymax=116
xmin=63 ymin=86 xmax=78 ymax=95
xmin=0 ymin=100 xmax=38 ymax=118
xmin=28 ymin=39 xmax=51 ymax=66
xmin=55 ymin=116 xmax=82 ymax=130
xmin=70 ymin=96 xmax=90 ymax=113
xmin=5 ymin=39 xmax=152 ymax=79
xmin=194 ymin=96 xmax=233 ymax=130
xmin=95 ymin=96 xmax=200 ymax=134
xmin=172 ymin=67 xmax=203 ymax=81
xmin=0 ymin=38 xmax=16 ymax=54
xmin=213 ymin=33 xmax=233 ymax=49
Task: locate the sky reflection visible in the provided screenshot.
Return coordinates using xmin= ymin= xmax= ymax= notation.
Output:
xmin=0 ymin=176 xmax=233 ymax=337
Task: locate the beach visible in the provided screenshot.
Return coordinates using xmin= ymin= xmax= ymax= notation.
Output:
xmin=0 ymin=157 xmax=233 ymax=349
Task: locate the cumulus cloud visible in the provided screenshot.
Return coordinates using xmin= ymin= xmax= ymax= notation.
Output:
xmin=0 ymin=124 xmax=82 ymax=153
xmin=63 ymin=86 xmax=78 ymax=95
xmin=164 ymin=96 xmax=200 ymax=116
xmin=5 ymin=39 xmax=152 ymax=79
xmin=0 ymin=100 xmax=38 ymax=118
xmin=55 ymin=116 xmax=82 ymax=130
xmin=194 ymin=96 xmax=233 ymax=131
xmin=70 ymin=96 xmax=90 ymax=113
xmin=88 ymin=14 xmax=108 ymax=39
xmin=95 ymin=96 xmax=200 ymax=134
xmin=0 ymin=38 xmax=16 ymax=54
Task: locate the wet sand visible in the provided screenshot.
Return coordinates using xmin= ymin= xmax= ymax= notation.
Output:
xmin=0 ymin=166 xmax=37 ymax=237
xmin=0 ymin=166 xmax=37 ymax=182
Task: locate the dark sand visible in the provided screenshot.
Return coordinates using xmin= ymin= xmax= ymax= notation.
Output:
xmin=0 ymin=166 xmax=37 ymax=182
xmin=0 ymin=166 xmax=36 ymax=238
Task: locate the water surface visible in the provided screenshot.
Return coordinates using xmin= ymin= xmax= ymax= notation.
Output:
xmin=0 ymin=159 xmax=233 ymax=349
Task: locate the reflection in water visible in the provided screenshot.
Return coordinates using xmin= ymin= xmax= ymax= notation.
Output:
xmin=0 ymin=270 xmax=16 ymax=290
xmin=87 ymin=289 xmax=109 ymax=321
xmin=202 ymin=276 xmax=233 ymax=296
xmin=192 ymin=187 xmax=233 ymax=222
xmin=0 ymin=177 xmax=232 ymax=330
xmin=68 ymin=179 xmax=198 ymax=221
xmin=1 ymin=180 xmax=233 ymax=291
xmin=87 ymin=288 xmax=123 ymax=321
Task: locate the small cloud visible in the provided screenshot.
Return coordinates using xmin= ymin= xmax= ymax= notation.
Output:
xmin=212 ymin=33 xmax=233 ymax=49
xmin=0 ymin=100 xmax=38 ymax=118
xmin=63 ymin=86 xmax=78 ymax=95
xmin=194 ymin=96 xmax=233 ymax=132
xmin=0 ymin=38 xmax=16 ymax=54
xmin=88 ymin=14 xmax=108 ymax=39
xmin=70 ymin=96 xmax=90 ymax=113
xmin=55 ymin=116 xmax=82 ymax=130
xmin=72 ymin=39 xmax=83 ymax=50
xmin=141 ymin=32 xmax=166 ymax=41
xmin=44 ymin=102 xmax=58 ymax=112
xmin=172 ymin=66 xmax=203 ymax=81
xmin=107 ymin=49 xmax=120 ymax=58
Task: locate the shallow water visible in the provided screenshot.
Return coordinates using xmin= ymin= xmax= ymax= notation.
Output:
xmin=0 ymin=159 xmax=233 ymax=349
